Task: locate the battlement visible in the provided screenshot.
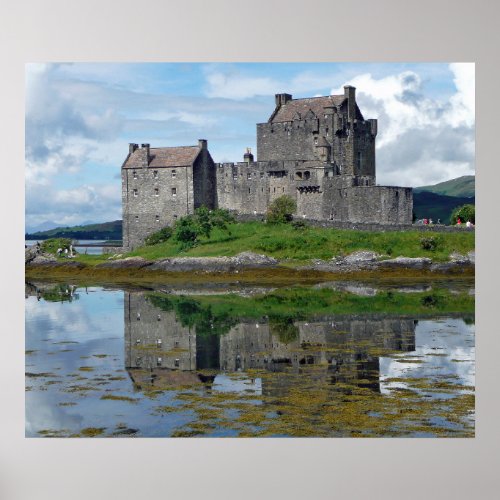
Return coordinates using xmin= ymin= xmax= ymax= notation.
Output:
xmin=121 ymin=88 xmax=412 ymax=249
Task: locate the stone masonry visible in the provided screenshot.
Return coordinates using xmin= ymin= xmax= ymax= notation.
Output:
xmin=122 ymin=86 xmax=413 ymax=249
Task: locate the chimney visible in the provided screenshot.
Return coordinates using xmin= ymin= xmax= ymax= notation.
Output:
xmin=141 ymin=143 xmax=150 ymax=158
xmin=344 ymin=85 xmax=356 ymax=122
xmin=243 ymin=147 xmax=254 ymax=164
xmin=275 ymin=93 xmax=292 ymax=106
xmin=198 ymin=139 xmax=207 ymax=150
xmin=129 ymin=143 xmax=138 ymax=154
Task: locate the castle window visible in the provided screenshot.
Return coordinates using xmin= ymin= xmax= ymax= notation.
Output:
xmin=154 ymin=188 xmax=159 ymax=196
xmin=260 ymin=172 xmax=264 ymax=179
xmin=273 ymin=187 xmax=276 ymax=193
xmin=248 ymin=188 xmax=251 ymax=194
xmin=133 ymin=189 xmax=138 ymax=197
xmin=233 ymin=174 xmax=238 ymax=180
xmin=172 ymin=170 xmax=176 ymax=178
xmin=173 ymin=214 xmax=178 ymax=219
xmin=282 ymin=187 xmax=285 ymax=193
xmin=157 ymin=357 xmax=162 ymax=366
xmin=357 ymin=152 xmax=362 ymax=170
xmin=135 ymin=215 xmax=139 ymax=222
xmin=132 ymin=170 xmax=137 ymax=179
xmin=304 ymin=171 xmax=310 ymax=180
xmin=155 ymin=215 xmax=160 ymax=222
xmin=153 ymin=170 xmax=158 ymax=179
xmin=171 ymin=187 xmax=177 ymax=197
xmin=247 ymin=173 xmax=252 ymax=180
xmin=314 ymin=137 xmax=318 ymax=145
xmin=174 ymin=359 xmax=180 ymax=368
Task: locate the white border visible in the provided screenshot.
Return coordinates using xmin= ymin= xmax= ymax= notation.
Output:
xmin=2 ymin=1 xmax=498 ymax=499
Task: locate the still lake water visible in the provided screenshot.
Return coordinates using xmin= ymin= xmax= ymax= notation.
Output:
xmin=25 ymin=240 xmax=107 ymax=255
xmin=25 ymin=280 xmax=475 ymax=437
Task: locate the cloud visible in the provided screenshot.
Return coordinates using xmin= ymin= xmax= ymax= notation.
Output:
xmin=332 ymin=63 xmax=475 ymax=186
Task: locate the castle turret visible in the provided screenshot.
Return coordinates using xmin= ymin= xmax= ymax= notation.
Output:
xmin=315 ymin=136 xmax=330 ymax=162
xmin=275 ymin=93 xmax=292 ymax=106
xmin=243 ymin=147 xmax=254 ymax=163
xmin=344 ymin=85 xmax=356 ymax=123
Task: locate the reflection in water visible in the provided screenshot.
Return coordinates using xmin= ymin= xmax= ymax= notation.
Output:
xmin=125 ymin=292 xmax=416 ymax=395
xmin=25 ymin=283 xmax=475 ymax=438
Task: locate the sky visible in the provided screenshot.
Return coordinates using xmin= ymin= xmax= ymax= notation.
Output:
xmin=25 ymin=62 xmax=475 ymax=231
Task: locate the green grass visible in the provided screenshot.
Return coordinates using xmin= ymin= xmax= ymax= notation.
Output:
xmin=123 ymin=221 xmax=474 ymax=262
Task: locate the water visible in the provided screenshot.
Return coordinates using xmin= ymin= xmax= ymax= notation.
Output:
xmin=25 ymin=240 xmax=110 ymax=255
xmin=25 ymin=280 xmax=475 ymax=437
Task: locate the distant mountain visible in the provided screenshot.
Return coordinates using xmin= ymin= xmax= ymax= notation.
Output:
xmin=414 ymin=175 xmax=475 ymax=198
xmin=413 ymin=192 xmax=475 ymax=224
xmin=25 ymin=220 xmax=61 ymax=234
xmin=25 ymin=220 xmax=122 ymax=241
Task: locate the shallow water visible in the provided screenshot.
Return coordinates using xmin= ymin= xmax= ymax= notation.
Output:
xmin=25 ymin=280 xmax=475 ymax=437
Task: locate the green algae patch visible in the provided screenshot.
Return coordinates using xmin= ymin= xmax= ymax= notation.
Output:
xmin=78 ymin=366 xmax=95 ymax=372
xmin=100 ymin=394 xmax=139 ymax=403
xmin=79 ymin=427 xmax=106 ymax=437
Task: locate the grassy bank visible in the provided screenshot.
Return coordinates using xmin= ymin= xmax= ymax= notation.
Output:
xmin=125 ymin=221 xmax=474 ymax=262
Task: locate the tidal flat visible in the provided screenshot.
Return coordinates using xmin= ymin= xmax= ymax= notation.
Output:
xmin=25 ymin=277 xmax=474 ymax=437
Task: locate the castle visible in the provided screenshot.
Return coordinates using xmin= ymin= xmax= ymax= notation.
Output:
xmin=121 ymin=86 xmax=413 ymax=249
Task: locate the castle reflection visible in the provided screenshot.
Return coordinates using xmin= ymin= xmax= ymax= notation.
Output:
xmin=125 ymin=292 xmax=416 ymax=393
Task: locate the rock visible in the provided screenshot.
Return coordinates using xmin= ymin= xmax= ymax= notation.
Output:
xmin=96 ymin=257 xmax=152 ymax=269
xmin=29 ymin=253 xmax=58 ymax=265
xmin=467 ymin=251 xmax=475 ymax=264
xmin=149 ymin=252 xmax=278 ymax=272
xmin=232 ymin=252 xmax=278 ymax=267
xmin=378 ymin=257 xmax=432 ymax=269
xmin=449 ymin=252 xmax=470 ymax=264
xmin=341 ymin=250 xmax=381 ymax=264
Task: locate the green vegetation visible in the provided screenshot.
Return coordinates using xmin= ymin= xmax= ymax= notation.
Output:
xmin=126 ymin=221 xmax=474 ymax=262
xmin=450 ymin=204 xmax=475 ymax=225
xmin=149 ymin=287 xmax=474 ymax=339
xmin=26 ymin=220 xmax=122 ymax=241
xmin=168 ymin=207 xmax=236 ymax=250
xmin=40 ymin=238 xmax=73 ymax=255
xmin=144 ymin=226 xmax=173 ymax=246
xmin=414 ymin=175 xmax=475 ymax=198
xmin=266 ymin=195 xmax=297 ymax=224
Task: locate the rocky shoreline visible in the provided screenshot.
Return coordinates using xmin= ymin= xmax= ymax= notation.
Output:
xmin=25 ymin=248 xmax=475 ymax=275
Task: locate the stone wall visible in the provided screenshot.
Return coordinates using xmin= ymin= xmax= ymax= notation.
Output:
xmin=122 ymin=165 xmax=194 ymax=249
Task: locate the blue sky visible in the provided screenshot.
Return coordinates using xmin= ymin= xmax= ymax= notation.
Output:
xmin=25 ymin=62 xmax=475 ymax=231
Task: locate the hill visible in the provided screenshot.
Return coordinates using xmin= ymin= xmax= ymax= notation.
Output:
xmin=414 ymin=175 xmax=475 ymax=198
xmin=25 ymin=220 xmax=122 ymax=241
xmin=413 ymin=192 xmax=475 ymax=224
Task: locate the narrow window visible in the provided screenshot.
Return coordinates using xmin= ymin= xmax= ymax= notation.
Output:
xmin=155 ymin=215 xmax=160 ymax=222
xmin=173 ymin=214 xmax=178 ymax=220
xmin=171 ymin=187 xmax=177 ymax=197
xmin=172 ymin=170 xmax=176 ymax=178
xmin=174 ymin=359 xmax=180 ymax=368
xmin=157 ymin=357 xmax=162 ymax=366
xmin=248 ymin=188 xmax=251 ymax=194
xmin=260 ymin=172 xmax=264 ymax=179
xmin=135 ymin=215 xmax=139 ymax=222
xmin=133 ymin=188 xmax=138 ymax=197
xmin=132 ymin=170 xmax=137 ymax=180
xmin=154 ymin=188 xmax=159 ymax=196
xmin=153 ymin=170 xmax=158 ymax=179
xmin=357 ymin=151 xmax=362 ymax=170
xmin=273 ymin=187 xmax=276 ymax=193
xmin=247 ymin=172 xmax=252 ymax=180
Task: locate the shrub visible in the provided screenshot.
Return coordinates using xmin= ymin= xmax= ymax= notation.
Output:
xmin=40 ymin=238 xmax=73 ymax=255
xmin=266 ymin=195 xmax=297 ymax=224
xmin=291 ymin=220 xmax=309 ymax=230
xmin=420 ymin=236 xmax=439 ymax=251
xmin=173 ymin=207 xmax=235 ymax=249
xmin=144 ymin=226 xmax=173 ymax=246
xmin=450 ymin=204 xmax=475 ymax=225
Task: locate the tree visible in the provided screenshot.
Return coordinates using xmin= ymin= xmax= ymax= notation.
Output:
xmin=266 ymin=195 xmax=297 ymax=224
xmin=450 ymin=204 xmax=475 ymax=225
xmin=173 ymin=207 xmax=235 ymax=249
